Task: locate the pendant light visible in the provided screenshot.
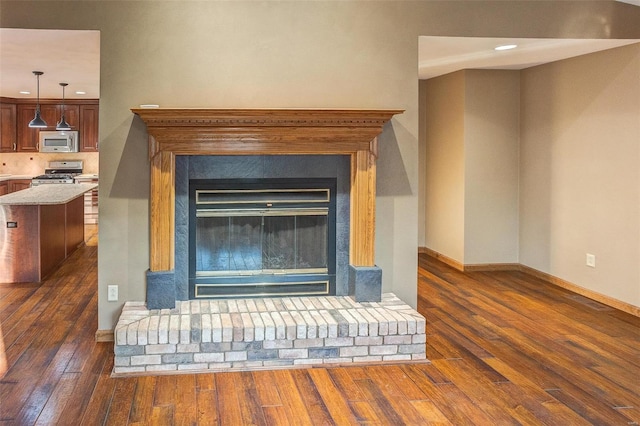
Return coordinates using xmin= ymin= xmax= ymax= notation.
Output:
xmin=28 ymin=71 xmax=48 ymax=128
xmin=56 ymin=83 xmax=71 ymax=131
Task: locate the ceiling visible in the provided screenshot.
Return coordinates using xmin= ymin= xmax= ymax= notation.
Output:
xmin=419 ymin=36 xmax=640 ymax=79
xmin=1 ymin=28 xmax=638 ymax=99
xmin=0 ymin=28 xmax=100 ymax=99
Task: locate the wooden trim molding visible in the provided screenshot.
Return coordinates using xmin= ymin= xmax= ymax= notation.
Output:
xmin=464 ymin=263 xmax=520 ymax=272
xmin=1 ymin=96 xmax=99 ymax=105
xmin=420 ymin=248 xmax=639 ymax=317
xmin=95 ymin=329 xmax=114 ymax=342
xmin=420 ymin=247 xmax=465 ymax=272
xmin=518 ymin=265 xmax=640 ymax=317
xmin=132 ymin=108 xmax=403 ymax=272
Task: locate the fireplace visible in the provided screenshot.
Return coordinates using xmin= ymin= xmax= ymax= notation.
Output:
xmin=190 ymin=178 xmax=337 ymax=298
xmin=113 ymin=109 xmax=429 ymax=376
xmin=132 ymin=108 xmax=403 ymax=309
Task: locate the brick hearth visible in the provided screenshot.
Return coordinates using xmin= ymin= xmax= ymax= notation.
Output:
xmin=113 ymin=293 xmax=426 ymax=376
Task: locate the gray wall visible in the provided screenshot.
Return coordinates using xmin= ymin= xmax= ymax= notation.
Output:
xmin=423 ymin=72 xmax=466 ymax=262
xmin=423 ymin=70 xmax=520 ymax=266
xmin=464 ymin=70 xmax=520 ymax=265
xmin=2 ymin=1 xmax=639 ymax=330
xmin=422 ymin=46 xmax=640 ymax=308
xmin=520 ymin=45 xmax=640 ymax=307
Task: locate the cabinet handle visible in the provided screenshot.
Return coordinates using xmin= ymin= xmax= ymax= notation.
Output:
xmin=13 ymin=143 xmax=16 ymax=151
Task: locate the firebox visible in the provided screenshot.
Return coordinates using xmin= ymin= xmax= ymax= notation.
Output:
xmin=189 ymin=178 xmax=337 ymax=298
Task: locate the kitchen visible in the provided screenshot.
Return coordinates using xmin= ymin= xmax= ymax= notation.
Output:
xmin=0 ymin=28 xmax=100 ymax=282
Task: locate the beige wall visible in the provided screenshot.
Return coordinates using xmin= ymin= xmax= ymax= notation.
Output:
xmin=3 ymin=1 xmax=640 ymax=329
xmin=423 ymin=72 xmax=466 ymax=262
xmin=520 ymin=44 xmax=640 ymax=306
xmin=422 ymin=46 xmax=639 ymax=308
xmin=422 ymin=70 xmax=520 ymax=265
xmin=464 ymin=70 xmax=520 ymax=265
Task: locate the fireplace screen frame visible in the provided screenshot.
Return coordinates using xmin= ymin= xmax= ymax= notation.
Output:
xmin=189 ymin=178 xmax=337 ymax=299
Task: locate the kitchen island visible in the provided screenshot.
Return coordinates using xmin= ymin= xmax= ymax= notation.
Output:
xmin=0 ymin=183 xmax=98 ymax=283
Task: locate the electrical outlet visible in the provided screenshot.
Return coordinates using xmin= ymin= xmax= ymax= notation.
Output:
xmin=107 ymin=285 xmax=118 ymax=301
xmin=586 ymin=253 xmax=596 ymax=268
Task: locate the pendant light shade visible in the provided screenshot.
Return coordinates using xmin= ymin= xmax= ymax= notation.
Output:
xmin=28 ymin=71 xmax=48 ymax=128
xmin=56 ymin=82 xmax=71 ymax=131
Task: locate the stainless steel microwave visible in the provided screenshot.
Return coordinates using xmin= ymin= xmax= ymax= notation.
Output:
xmin=39 ymin=130 xmax=79 ymax=153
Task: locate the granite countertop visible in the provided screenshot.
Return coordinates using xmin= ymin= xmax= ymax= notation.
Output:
xmin=75 ymin=173 xmax=99 ymax=181
xmin=0 ymin=183 xmax=98 ymax=206
xmin=0 ymin=174 xmax=35 ymax=182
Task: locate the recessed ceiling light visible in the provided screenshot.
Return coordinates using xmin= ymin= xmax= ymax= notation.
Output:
xmin=75 ymin=91 xmax=86 ymax=95
xmin=495 ymin=44 xmax=518 ymax=51
xmin=19 ymin=90 xmax=31 ymax=95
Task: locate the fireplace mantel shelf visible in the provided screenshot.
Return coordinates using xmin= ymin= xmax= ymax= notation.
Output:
xmin=131 ymin=108 xmax=402 ymax=127
xmin=132 ymin=108 xmax=404 ymax=158
xmin=132 ymin=108 xmax=403 ymax=275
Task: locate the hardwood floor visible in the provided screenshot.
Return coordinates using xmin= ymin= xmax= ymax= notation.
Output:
xmin=1 ymin=230 xmax=638 ymax=425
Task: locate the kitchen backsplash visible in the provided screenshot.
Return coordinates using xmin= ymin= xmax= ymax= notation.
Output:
xmin=0 ymin=152 xmax=99 ymax=176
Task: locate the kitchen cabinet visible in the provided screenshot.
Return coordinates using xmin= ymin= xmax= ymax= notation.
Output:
xmin=9 ymin=179 xmax=32 ymax=193
xmin=0 ymin=182 xmax=7 ymax=196
xmin=80 ymin=104 xmax=99 ymax=151
xmin=16 ymin=105 xmax=39 ymax=152
xmin=1 ymin=101 xmax=17 ymax=152
xmin=13 ymin=100 xmax=95 ymax=152
xmin=60 ymin=104 xmax=80 ymax=129
xmin=16 ymin=104 xmax=58 ymax=152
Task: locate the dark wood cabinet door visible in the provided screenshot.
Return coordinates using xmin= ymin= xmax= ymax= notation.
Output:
xmin=0 ymin=102 xmax=17 ymax=152
xmin=39 ymin=104 xmax=59 ymax=130
xmin=60 ymin=104 xmax=80 ymax=129
xmin=17 ymin=104 xmax=63 ymax=151
xmin=16 ymin=105 xmax=39 ymax=151
xmin=0 ymin=182 xmax=8 ymax=196
xmin=80 ymin=104 xmax=99 ymax=151
xmin=9 ymin=179 xmax=32 ymax=193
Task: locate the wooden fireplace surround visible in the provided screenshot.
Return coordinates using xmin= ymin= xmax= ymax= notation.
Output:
xmin=131 ymin=108 xmax=403 ymax=274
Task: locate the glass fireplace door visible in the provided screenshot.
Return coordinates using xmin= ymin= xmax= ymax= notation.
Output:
xmin=190 ymin=180 xmax=336 ymax=299
xmin=195 ymin=211 xmax=328 ymax=275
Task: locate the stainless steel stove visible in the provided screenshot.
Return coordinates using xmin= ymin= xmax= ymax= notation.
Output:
xmin=32 ymin=160 xmax=84 ymax=186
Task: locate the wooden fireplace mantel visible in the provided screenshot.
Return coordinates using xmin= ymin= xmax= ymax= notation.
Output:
xmin=132 ymin=108 xmax=403 ymax=272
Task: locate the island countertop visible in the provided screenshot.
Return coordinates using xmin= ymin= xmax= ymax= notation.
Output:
xmin=0 ymin=183 xmax=98 ymax=206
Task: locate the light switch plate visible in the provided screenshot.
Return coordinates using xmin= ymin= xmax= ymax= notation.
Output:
xmin=107 ymin=285 xmax=118 ymax=301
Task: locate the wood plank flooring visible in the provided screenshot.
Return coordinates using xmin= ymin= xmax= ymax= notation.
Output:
xmin=1 ymin=229 xmax=638 ymax=424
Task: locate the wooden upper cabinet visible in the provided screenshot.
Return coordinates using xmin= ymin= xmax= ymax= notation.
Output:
xmin=1 ymin=101 xmax=17 ymax=152
xmin=39 ymin=104 xmax=59 ymax=129
xmin=80 ymin=104 xmax=99 ymax=151
xmin=17 ymin=104 xmax=58 ymax=151
xmin=12 ymin=100 xmax=98 ymax=152
xmin=60 ymin=104 xmax=80 ymax=129
xmin=16 ymin=104 xmax=41 ymax=152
